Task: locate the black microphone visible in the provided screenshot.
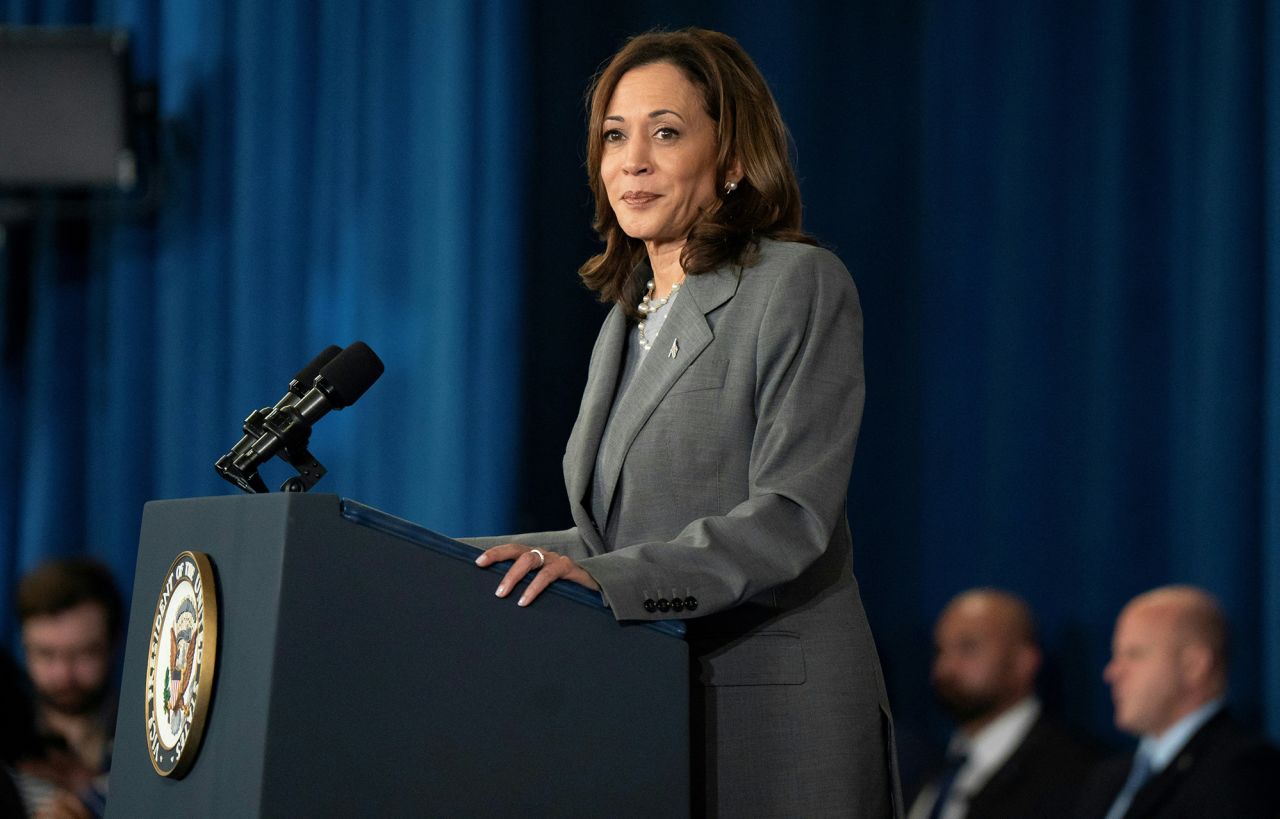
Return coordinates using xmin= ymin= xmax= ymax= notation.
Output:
xmin=215 ymin=345 xmax=342 ymax=492
xmin=217 ymin=341 xmax=385 ymax=492
xmin=284 ymin=344 xmax=344 ymax=403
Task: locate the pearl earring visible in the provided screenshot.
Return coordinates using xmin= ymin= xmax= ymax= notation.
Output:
xmin=724 ymin=180 xmax=739 ymax=194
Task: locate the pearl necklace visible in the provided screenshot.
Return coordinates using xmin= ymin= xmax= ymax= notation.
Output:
xmin=637 ymin=277 xmax=683 ymax=351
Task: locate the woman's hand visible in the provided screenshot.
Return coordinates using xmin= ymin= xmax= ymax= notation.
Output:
xmin=474 ymin=543 xmax=599 ymax=606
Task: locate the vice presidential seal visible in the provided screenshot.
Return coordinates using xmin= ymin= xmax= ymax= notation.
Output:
xmin=144 ymin=551 xmax=218 ymax=777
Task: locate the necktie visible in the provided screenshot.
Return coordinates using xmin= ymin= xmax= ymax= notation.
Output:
xmin=927 ymin=751 xmax=969 ymax=819
xmin=1103 ymin=749 xmax=1153 ymax=819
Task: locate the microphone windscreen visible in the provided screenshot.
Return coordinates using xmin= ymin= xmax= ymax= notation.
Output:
xmin=319 ymin=341 xmax=385 ymax=408
xmin=290 ymin=344 xmax=343 ymax=395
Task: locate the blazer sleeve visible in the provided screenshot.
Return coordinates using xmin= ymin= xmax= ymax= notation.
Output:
xmin=578 ymin=248 xmax=865 ymax=619
xmin=458 ymin=528 xmax=593 ymax=561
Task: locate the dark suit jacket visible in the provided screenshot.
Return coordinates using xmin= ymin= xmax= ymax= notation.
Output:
xmin=913 ymin=713 xmax=1097 ymax=819
xmin=1074 ymin=711 xmax=1280 ymax=818
xmin=468 ymin=241 xmax=899 ymax=817
xmin=967 ymin=714 xmax=1098 ymax=819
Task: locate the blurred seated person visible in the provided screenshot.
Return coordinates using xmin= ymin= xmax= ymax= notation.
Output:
xmin=17 ymin=558 xmax=123 ymax=811
xmin=909 ymin=588 xmax=1096 ymax=819
xmin=1075 ymin=585 xmax=1280 ymax=818
xmin=1 ymin=647 xmax=36 ymax=816
xmin=1 ymin=645 xmax=98 ymax=818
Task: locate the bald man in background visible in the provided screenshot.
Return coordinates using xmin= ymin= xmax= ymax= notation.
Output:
xmin=1075 ymin=585 xmax=1280 ymax=818
xmin=909 ymin=589 xmax=1096 ymax=819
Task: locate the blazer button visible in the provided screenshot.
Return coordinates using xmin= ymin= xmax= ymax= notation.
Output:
xmin=683 ymin=596 xmax=698 ymax=611
xmin=643 ymin=599 xmax=657 ymax=613
xmin=656 ymin=598 xmax=671 ymax=612
xmin=670 ymin=597 xmax=685 ymax=612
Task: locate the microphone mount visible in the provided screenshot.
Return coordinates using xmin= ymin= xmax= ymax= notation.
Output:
xmin=215 ymin=402 xmax=327 ymax=493
xmin=214 ymin=341 xmax=383 ymax=494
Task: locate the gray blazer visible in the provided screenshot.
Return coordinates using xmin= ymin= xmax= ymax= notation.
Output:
xmin=472 ymin=239 xmax=900 ymax=817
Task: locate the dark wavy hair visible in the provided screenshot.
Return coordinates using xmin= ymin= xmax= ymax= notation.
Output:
xmin=579 ymin=28 xmax=815 ymax=318
xmin=17 ymin=557 xmax=124 ymax=640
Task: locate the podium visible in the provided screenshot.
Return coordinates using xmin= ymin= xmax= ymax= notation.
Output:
xmin=107 ymin=493 xmax=689 ymax=817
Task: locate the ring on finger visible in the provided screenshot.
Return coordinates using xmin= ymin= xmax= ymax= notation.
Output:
xmin=530 ymin=548 xmax=546 ymax=568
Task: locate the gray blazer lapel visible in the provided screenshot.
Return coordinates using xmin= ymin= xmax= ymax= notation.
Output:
xmin=564 ymin=306 xmax=627 ymax=552
xmin=596 ymin=266 xmax=740 ymax=527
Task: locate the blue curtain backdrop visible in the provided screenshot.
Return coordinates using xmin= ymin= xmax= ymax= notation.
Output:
xmin=2 ymin=0 xmax=1277 ymax=765
xmin=0 ymin=0 xmax=525 ymax=616
xmin=891 ymin=0 xmax=1280 ymax=756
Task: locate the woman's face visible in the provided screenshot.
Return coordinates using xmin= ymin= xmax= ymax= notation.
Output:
xmin=600 ymin=62 xmax=722 ymax=252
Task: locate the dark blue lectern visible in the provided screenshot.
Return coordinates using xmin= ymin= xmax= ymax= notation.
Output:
xmin=107 ymin=493 xmax=689 ymax=817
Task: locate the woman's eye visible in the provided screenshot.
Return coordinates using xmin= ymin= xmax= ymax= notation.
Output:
xmin=603 ymin=129 xmax=625 ymax=143
xmin=655 ymin=127 xmax=679 ymax=140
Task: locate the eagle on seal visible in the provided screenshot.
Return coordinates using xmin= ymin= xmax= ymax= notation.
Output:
xmin=167 ymin=602 xmax=200 ymax=716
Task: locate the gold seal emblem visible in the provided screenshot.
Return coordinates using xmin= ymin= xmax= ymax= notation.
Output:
xmin=144 ymin=551 xmax=218 ymax=777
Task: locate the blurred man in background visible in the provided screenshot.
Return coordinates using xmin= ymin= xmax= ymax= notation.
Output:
xmin=17 ymin=557 xmax=123 ymax=815
xmin=909 ymin=588 xmax=1096 ymax=819
xmin=1076 ymin=585 xmax=1280 ymax=818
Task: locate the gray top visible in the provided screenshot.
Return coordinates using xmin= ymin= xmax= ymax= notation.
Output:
xmin=590 ymin=289 xmax=678 ymax=534
xmin=461 ymin=239 xmax=898 ymax=815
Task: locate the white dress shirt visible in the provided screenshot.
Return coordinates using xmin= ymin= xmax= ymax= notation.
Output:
xmin=908 ymin=697 xmax=1042 ymax=819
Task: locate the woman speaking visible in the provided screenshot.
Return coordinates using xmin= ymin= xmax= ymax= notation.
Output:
xmin=472 ymin=28 xmax=899 ymax=817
